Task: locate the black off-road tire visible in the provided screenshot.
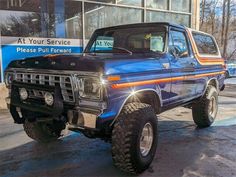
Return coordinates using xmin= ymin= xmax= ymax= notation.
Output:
xmin=23 ymin=120 xmax=65 ymax=143
xmin=225 ymin=71 xmax=230 ymax=78
xmin=112 ymin=102 xmax=158 ymax=174
xmin=192 ymin=85 xmax=218 ymax=128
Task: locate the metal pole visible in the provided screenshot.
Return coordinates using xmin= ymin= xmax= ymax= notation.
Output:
xmin=0 ymin=28 xmax=3 ymax=83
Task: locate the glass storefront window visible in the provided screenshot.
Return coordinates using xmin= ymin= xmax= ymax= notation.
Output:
xmin=0 ymin=0 xmax=82 ymax=39
xmin=0 ymin=0 xmax=54 ymax=37
xmin=171 ymin=0 xmax=191 ymax=13
xmin=84 ymin=0 xmax=115 ymax=4
xmin=146 ymin=11 xmax=171 ymax=23
xmin=171 ymin=13 xmax=190 ymax=26
xmin=146 ymin=11 xmax=190 ymax=27
xmin=117 ymin=0 xmax=142 ymax=7
xmin=146 ymin=0 xmax=168 ymax=10
xmin=64 ymin=1 xmax=82 ymax=39
xmin=84 ymin=3 xmax=142 ymax=39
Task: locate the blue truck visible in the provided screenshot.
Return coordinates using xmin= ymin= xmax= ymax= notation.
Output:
xmin=4 ymin=23 xmax=225 ymax=174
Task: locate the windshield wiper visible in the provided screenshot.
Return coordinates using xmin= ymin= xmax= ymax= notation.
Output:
xmin=110 ymin=47 xmax=133 ymax=55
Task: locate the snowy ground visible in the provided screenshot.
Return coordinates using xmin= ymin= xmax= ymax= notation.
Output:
xmin=224 ymin=77 xmax=236 ymax=85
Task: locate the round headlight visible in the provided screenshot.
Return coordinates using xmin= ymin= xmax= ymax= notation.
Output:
xmin=19 ymin=88 xmax=28 ymax=100
xmin=44 ymin=92 xmax=54 ymax=106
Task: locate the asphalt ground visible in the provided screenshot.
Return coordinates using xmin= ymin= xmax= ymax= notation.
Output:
xmin=0 ymin=78 xmax=236 ymax=177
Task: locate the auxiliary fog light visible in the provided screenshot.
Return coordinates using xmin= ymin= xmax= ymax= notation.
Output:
xmin=44 ymin=92 xmax=54 ymax=106
xmin=19 ymin=88 xmax=28 ymax=100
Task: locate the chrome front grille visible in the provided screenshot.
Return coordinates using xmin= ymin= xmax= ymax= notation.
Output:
xmin=12 ymin=73 xmax=74 ymax=103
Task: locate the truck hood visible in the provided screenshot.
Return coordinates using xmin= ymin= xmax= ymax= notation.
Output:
xmin=7 ymin=53 xmax=165 ymax=75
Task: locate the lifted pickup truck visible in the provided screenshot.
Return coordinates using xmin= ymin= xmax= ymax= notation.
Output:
xmin=4 ymin=23 xmax=225 ymax=174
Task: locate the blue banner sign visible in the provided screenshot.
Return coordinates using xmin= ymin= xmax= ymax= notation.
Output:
xmin=0 ymin=37 xmax=83 ymax=82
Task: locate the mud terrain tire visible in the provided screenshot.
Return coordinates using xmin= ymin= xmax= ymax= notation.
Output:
xmin=23 ymin=120 xmax=65 ymax=143
xmin=192 ymin=85 xmax=218 ymax=128
xmin=112 ymin=102 xmax=158 ymax=174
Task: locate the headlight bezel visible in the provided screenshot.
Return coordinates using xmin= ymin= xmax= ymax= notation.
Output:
xmin=4 ymin=72 xmax=14 ymax=88
xmin=77 ymin=76 xmax=104 ymax=101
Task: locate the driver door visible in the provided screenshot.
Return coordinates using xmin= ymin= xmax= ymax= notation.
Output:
xmin=168 ymin=28 xmax=197 ymax=105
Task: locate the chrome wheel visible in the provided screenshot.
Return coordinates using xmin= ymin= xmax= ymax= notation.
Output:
xmin=208 ymin=96 xmax=217 ymax=117
xmin=140 ymin=122 xmax=153 ymax=156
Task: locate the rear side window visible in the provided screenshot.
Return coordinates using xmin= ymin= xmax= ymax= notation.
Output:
xmin=192 ymin=32 xmax=218 ymax=55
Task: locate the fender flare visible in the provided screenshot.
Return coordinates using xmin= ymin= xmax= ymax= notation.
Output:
xmin=203 ymin=77 xmax=219 ymax=95
xmin=110 ymin=87 xmax=162 ymax=126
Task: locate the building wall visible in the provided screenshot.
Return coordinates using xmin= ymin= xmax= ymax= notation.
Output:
xmin=192 ymin=0 xmax=200 ymax=30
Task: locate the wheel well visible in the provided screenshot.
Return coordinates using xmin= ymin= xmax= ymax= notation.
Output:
xmin=125 ymin=90 xmax=161 ymax=114
xmin=208 ymin=79 xmax=218 ymax=90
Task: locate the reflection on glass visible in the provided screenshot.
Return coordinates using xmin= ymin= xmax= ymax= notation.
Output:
xmin=0 ymin=0 xmax=82 ymax=38
xmin=170 ymin=30 xmax=189 ymax=57
xmin=146 ymin=0 xmax=168 ymax=9
xmin=85 ymin=26 xmax=166 ymax=54
xmin=171 ymin=0 xmax=190 ymax=12
xmin=146 ymin=11 xmax=190 ymax=27
xmin=64 ymin=1 xmax=82 ymax=39
xmin=171 ymin=13 xmax=190 ymax=26
xmin=192 ymin=33 xmax=218 ymax=55
xmin=117 ymin=0 xmax=142 ymax=7
xmin=84 ymin=0 xmax=115 ymax=3
xmin=84 ymin=3 xmax=142 ymax=39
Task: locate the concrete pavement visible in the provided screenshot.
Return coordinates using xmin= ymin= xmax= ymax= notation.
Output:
xmin=0 ymin=96 xmax=236 ymax=177
xmin=0 ymin=81 xmax=236 ymax=177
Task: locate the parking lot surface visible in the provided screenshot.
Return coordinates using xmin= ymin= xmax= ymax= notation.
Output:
xmin=0 ymin=79 xmax=236 ymax=177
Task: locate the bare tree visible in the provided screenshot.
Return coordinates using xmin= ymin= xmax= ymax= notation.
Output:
xmin=200 ymin=0 xmax=206 ymax=28
xmin=223 ymin=0 xmax=231 ymax=58
xmin=221 ymin=0 xmax=227 ymax=45
xmin=200 ymin=0 xmax=236 ymax=60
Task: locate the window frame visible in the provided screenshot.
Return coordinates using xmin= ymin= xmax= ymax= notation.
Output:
xmin=168 ymin=28 xmax=191 ymax=58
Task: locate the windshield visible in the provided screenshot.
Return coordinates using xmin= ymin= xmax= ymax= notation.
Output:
xmin=85 ymin=26 xmax=167 ymax=54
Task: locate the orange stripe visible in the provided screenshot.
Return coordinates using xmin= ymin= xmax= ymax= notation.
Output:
xmin=111 ymin=71 xmax=225 ymax=89
xmin=107 ymin=75 xmax=121 ymax=81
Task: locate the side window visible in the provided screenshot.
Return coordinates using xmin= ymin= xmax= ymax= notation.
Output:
xmin=192 ymin=32 xmax=218 ymax=55
xmin=169 ymin=30 xmax=189 ymax=58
